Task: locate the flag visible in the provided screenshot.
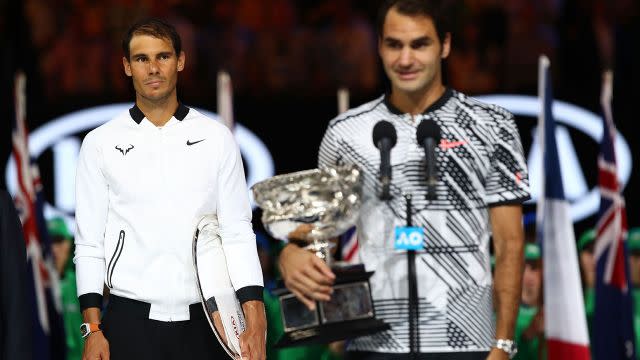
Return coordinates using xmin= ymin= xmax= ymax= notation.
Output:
xmin=12 ymin=71 xmax=66 ymax=360
xmin=593 ymin=70 xmax=636 ymax=359
xmin=536 ymin=55 xmax=591 ymax=359
xmin=340 ymin=227 xmax=360 ymax=264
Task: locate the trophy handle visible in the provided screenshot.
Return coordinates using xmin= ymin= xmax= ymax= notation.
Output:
xmin=192 ymin=214 xmax=246 ymax=359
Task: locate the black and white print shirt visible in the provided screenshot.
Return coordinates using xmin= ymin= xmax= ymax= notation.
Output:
xmin=318 ymin=89 xmax=530 ymax=353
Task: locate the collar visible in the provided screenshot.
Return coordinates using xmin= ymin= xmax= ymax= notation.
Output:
xmin=129 ymin=103 xmax=190 ymax=124
xmin=383 ymin=88 xmax=453 ymax=116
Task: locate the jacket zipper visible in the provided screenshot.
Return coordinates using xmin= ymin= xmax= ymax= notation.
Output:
xmin=106 ymin=230 xmax=125 ymax=288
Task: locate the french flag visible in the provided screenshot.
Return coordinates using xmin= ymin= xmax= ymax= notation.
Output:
xmin=536 ymin=56 xmax=591 ymax=359
xmin=593 ymin=70 xmax=636 ymax=359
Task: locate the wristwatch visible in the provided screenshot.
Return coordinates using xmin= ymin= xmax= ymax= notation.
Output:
xmin=80 ymin=323 xmax=102 ymax=338
xmin=493 ymin=338 xmax=517 ymax=359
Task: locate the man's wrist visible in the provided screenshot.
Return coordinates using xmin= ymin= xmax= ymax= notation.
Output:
xmin=492 ymin=338 xmax=517 ymax=359
xmin=80 ymin=322 xmax=102 ymax=338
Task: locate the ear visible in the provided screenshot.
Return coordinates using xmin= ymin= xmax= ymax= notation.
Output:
xmin=177 ymin=51 xmax=185 ymax=72
xmin=123 ymin=57 xmax=132 ymax=77
xmin=441 ymin=32 xmax=451 ymax=59
xmin=377 ymin=37 xmax=383 ymax=58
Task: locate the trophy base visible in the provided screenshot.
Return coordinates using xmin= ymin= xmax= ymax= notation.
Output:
xmin=273 ymin=264 xmax=389 ymax=348
xmin=274 ymin=317 xmax=390 ymax=348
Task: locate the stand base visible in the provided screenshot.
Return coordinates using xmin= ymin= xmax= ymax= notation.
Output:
xmin=274 ymin=317 xmax=390 ymax=348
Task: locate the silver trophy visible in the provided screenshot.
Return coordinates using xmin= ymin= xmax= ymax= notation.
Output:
xmin=251 ymin=165 xmax=389 ymax=347
xmin=192 ymin=215 xmax=246 ymax=359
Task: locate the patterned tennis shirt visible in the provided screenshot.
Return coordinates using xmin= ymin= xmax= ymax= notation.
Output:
xmin=318 ymin=88 xmax=531 ymax=353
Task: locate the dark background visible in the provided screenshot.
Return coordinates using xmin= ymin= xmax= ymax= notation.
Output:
xmin=1 ymin=0 xmax=638 ymax=236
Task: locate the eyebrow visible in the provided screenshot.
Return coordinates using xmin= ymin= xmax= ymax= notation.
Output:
xmin=130 ymin=51 xmax=174 ymax=59
xmin=383 ymin=35 xmax=432 ymax=45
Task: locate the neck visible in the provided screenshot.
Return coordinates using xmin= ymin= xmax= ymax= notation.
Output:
xmin=390 ymin=82 xmax=446 ymax=115
xmin=521 ymin=291 xmax=541 ymax=307
xmin=135 ymin=93 xmax=179 ymax=127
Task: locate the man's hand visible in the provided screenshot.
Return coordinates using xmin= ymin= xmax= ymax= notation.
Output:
xmin=82 ymin=331 xmax=109 ymax=360
xmin=278 ymin=243 xmax=335 ymax=310
xmin=239 ymin=300 xmax=266 ymax=360
xmin=82 ymin=307 xmax=108 ymax=359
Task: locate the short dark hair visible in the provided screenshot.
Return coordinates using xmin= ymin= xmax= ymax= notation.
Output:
xmin=376 ymin=0 xmax=453 ymax=44
xmin=122 ymin=18 xmax=182 ymax=60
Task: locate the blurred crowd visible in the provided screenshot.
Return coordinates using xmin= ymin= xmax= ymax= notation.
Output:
xmin=21 ymin=0 xmax=636 ymax=105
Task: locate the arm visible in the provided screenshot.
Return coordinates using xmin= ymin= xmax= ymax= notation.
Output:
xmin=81 ymin=308 xmax=109 ymax=360
xmin=74 ymin=133 xmax=109 ymax=359
xmin=215 ymin=127 xmax=265 ymax=359
xmin=240 ymin=300 xmax=267 ymax=360
xmin=488 ymin=205 xmax=525 ymax=360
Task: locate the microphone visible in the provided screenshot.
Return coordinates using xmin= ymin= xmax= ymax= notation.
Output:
xmin=372 ymin=120 xmax=397 ymax=200
xmin=416 ymin=120 xmax=442 ymax=200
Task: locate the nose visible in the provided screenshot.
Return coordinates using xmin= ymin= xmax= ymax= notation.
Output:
xmin=398 ymin=47 xmax=413 ymax=67
xmin=147 ymin=59 xmax=160 ymax=75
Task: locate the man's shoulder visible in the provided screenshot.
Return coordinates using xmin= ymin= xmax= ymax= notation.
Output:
xmin=450 ymin=90 xmax=514 ymax=121
xmin=82 ymin=109 xmax=133 ymax=144
xmin=184 ymin=108 xmax=229 ymax=132
xmin=328 ymin=95 xmax=386 ymax=129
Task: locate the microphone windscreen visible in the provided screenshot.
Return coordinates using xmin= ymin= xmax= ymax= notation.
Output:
xmin=416 ymin=120 xmax=441 ymax=144
xmin=372 ymin=120 xmax=398 ymax=149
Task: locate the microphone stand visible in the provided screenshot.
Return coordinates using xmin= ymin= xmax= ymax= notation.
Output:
xmin=405 ymin=194 xmax=419 ymax=359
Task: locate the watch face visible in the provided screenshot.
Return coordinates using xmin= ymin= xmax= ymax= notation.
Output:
xmin=80 ymin=324 xmax=89 ymax=337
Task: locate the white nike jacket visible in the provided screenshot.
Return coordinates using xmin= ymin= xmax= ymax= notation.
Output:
xmin=74 ymin=104 xmax=263 ymax=321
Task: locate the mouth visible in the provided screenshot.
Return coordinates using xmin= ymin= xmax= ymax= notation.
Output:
xmin=145 ymin=79 xmax=164 ymax=87
xmin=395 ymin=70 xmax=420 ymax=81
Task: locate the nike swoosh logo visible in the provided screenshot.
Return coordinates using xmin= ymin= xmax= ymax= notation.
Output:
xmin=439 ymin=139 xmax=467 ymax=150
xmin=186 ymin=139 xmax=205 ymax=146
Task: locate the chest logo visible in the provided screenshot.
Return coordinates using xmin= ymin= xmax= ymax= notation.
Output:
xmin=187 ymin=139 xmax=205 ymax=146
xmin=115 ymin=144 xmax=134 ymax=155
xmin=439 ymin=139 xmax=467 ymax=150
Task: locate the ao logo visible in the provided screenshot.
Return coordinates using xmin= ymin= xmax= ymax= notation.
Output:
xmin=398 ymin=231 xmax=422 ymax=247
xmin=4 ymin=104 xmax=275 ymax=226
xmin=475 ymin=95 xmax=631 ymax=222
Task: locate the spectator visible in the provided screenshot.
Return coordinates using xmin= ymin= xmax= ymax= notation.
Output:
xmin=0 ymin=190 xmax=32 ymax=360
xmin=628 ymin=227 xmax=640 ymax=360
xmin=577 ymin=228 xmax=596 ymax=336
xmin=48 ymin=217 xmax=83 ymax=360
xmin=514 ymin=243 xmax=544 ymax=360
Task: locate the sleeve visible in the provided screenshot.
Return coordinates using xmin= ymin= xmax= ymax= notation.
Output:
xmin=0 ymin=191 xmax=32 ymax=360
xmin=484 ymin=112 xmax=531 ymax=206
xmin=317 ymin=120 xmax=342 ymax=168
xmin=73 ymin=132 xmax=109 ymax=309
xmin=216 ymin=127 xmax=264 ymax=304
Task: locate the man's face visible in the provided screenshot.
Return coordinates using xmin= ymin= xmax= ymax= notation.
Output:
xmin=522 ymin=261 xmax=542 ymax=306
xmin=123 ymin=35 xmax=185 ymax=102
xmin=378 ymin=7 xmax=450 ymax=97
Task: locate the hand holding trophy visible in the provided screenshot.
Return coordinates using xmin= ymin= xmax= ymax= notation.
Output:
xmin=251 ymin=165 xmax=389 ymax=347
